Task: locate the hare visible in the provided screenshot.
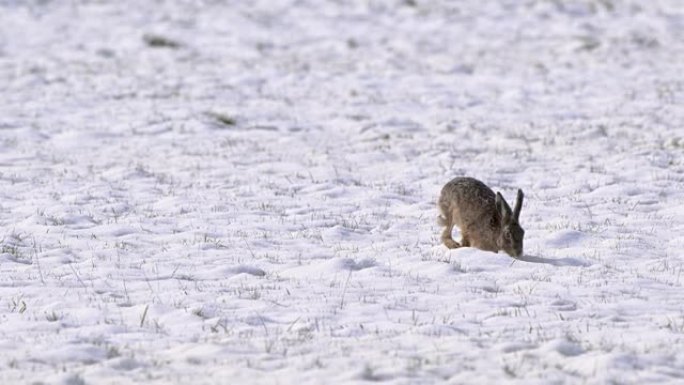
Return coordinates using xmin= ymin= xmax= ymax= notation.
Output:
xmin=438 ymin=177 xmax=525 ymax=257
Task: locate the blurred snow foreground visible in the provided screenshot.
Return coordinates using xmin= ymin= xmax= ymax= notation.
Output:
xmin=1 ymin=0 xmax=684 ymax=383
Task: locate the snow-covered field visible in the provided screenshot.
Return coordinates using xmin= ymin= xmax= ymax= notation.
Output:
xmin=2 ymin=0 xmax=684 ymax=383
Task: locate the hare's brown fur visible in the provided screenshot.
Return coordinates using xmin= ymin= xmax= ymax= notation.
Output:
xmin=438 ymin=177 xmax=525 ymax=257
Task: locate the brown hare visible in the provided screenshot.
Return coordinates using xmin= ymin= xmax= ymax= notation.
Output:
xmin=438 ymin=177 xmax=525 ymax=257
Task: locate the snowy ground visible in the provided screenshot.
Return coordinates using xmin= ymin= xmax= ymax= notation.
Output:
xmin=2 ymin=0 xmax=684 ymax=383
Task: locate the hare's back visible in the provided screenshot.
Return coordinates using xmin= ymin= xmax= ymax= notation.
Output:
xmin=440 ymin=177 xmax=496 ymax=216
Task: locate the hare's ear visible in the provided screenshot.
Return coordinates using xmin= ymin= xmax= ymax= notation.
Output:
xmin=513 ymin=189 xmax=524 ymax=221
xmin=496 ymin=192 xmax=512 ymax=224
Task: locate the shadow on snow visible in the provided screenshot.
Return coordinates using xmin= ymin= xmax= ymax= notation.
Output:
xmin=515 ymin=254 xmax=589 ymax=267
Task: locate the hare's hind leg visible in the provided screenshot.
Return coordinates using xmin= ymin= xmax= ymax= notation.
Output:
xmin=439 ymin=211 xmax=461 ymax=249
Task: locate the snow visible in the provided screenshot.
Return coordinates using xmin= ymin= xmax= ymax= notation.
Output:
xmin=1 ymin=0 xmax=684 ymax=383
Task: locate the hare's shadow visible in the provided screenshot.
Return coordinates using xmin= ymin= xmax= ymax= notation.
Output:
xmin=515 ymin=254 xmax=589 ymax=267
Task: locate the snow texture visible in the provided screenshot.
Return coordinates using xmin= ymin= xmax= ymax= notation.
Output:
xmin=1 ymin=0 xmax=684 ymax=384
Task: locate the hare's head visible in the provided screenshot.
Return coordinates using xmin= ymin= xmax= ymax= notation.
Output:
xmin=495 ymin=189 xmax=525 ymax=257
